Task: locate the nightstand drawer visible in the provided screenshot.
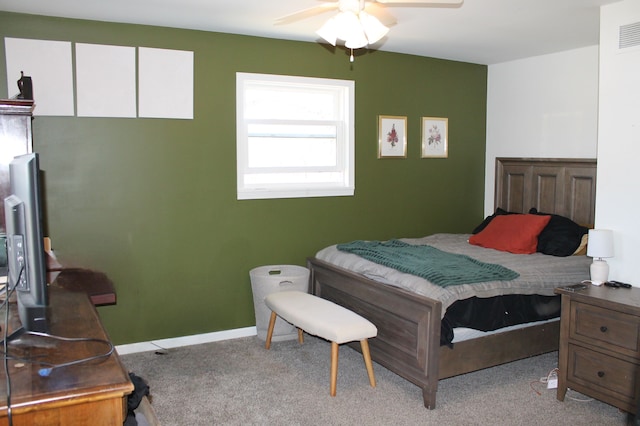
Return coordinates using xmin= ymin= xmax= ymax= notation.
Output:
xmin=571 ymin=301 xmax=640 ymax=356
xmin=568 ymin=344 xmax=639 ymax=400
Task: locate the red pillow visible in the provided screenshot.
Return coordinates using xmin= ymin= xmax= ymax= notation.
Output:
xmin=469 ymin=214 xmax=551 ymax=254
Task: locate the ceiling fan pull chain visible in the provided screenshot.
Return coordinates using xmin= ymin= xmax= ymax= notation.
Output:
xmin=350 ymin=48 xmax=355 ymax=62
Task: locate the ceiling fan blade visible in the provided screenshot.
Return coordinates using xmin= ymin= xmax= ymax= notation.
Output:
xmin=274 ymin=3 xmax=339 ymax=25
xmin=376 ymin=0 xmax=463 ymax=6
xmin=364 ymin=3 xmax=398 ymax=27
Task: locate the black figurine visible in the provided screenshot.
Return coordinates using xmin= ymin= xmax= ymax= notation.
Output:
xmin=17 ymin=71 xmax=33 ymax=100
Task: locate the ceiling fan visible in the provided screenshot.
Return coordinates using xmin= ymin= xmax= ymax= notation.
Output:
xmin=275 ymin=0 xmax=464 ymax=61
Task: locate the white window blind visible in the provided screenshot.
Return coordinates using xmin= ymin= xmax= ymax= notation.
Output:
xmin=236 ymin=73 xmax=355 ymax=200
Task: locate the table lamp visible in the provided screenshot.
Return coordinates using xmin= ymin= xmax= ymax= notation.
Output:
xmin=587 ymin=229 xmax=614 ymax=285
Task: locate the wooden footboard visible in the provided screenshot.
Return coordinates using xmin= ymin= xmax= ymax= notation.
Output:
xmin=308 ymin=257 xmax=560 ymax=409
xmin=438 ymin=320 xmax=559 ymax=379
xmin=308 ymin=257 xmax=442 ymax=409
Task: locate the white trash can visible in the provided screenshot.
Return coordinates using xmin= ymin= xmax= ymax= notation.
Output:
xmin=250 ymin=265 xmax=310 ymax=341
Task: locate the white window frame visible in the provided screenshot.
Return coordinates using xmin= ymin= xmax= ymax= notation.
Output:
xmin=236 ymin=72 xmax=355 ymax=200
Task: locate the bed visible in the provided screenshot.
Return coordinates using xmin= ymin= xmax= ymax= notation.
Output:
xmin=307 ymin=157 xmax=597 ymax=409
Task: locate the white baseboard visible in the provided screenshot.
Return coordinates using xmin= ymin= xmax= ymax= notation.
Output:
xmin=115 ymin=326 xmax=257 ymax=355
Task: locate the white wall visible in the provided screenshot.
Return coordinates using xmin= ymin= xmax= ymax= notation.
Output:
xmin=596 ymin=0 xmax=640 ymax=284
xmin=484 ymin=46 xmax=599 ymax=216
xmin=484 ymin=0 xmax=640 ymax=285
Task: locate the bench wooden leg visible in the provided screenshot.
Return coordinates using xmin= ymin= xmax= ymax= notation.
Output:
xmin=330 ymin=342 xmax=339 ymax=397
xmin=265 ymin=311 xmax=278 ymax=350
xmin=360 ymin=339 xmax=376 ymax=388
xmin=298 ymin=328 xmax=304 ymax=344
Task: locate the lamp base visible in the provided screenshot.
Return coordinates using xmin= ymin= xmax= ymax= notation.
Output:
xmin=590 ymin=259 xmax=609 ymax=286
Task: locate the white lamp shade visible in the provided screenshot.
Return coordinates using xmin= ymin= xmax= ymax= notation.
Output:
xmin=338 ymin=12 xmax=368 ymax=48
xmin=587 ymin=229 xmax=614 ymax=259
xmin=316 ymin=16 xmax=339 ymax=46
xmin=359 ymin=11 xmax=389 ymax=44
xmin=344 ymin=32 xmax=368 ymax=49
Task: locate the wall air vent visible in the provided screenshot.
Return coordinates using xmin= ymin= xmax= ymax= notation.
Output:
xmin=619 ymin=21 xmax=640 ymax=50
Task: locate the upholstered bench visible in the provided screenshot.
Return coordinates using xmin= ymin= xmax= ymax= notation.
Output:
xmin=264 ymin=291 xmax=378 ymax=396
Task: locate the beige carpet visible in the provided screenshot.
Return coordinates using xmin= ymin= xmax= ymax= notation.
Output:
xmin=121 ymin=335 xmax=627 ymax=425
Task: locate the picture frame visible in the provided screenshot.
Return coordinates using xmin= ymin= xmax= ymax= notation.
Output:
xmin=421 ymin=117 xmax=448 ymax=158
xmin=378 ymin=115 xmax=407 ymax=158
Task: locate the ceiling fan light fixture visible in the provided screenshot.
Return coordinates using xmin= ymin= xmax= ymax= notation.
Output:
xmin=282 ymin=0 xmax=464 ymax=62
xmin=315 ymin=2 xmax=391 ymax=61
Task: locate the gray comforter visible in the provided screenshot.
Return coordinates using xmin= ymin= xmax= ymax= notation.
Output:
xmin=315 ymin=233 xmax=591 ymax=317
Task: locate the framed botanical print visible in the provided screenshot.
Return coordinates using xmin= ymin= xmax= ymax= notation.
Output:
xmin=421 ymin=117 xmax=448 ymax=158
xmin=378 ymin=115 xmax=407 ymax=158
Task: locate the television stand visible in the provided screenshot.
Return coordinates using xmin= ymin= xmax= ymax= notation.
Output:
xmin=0 ymin=286 xmax=133 ymax=424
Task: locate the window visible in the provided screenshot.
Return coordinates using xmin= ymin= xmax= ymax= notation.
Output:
xmin=236 ymin=73 xmax=355 ymax=200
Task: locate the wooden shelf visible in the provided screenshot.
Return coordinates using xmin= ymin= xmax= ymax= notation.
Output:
xmin=52 ymin=268 xmax=117 ymax=306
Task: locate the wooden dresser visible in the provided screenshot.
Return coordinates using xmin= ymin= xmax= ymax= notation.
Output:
xmin=555 ymin=284 xmax=640 ymax=413
xmin=0 ymin=287 xmax=133 ymax=425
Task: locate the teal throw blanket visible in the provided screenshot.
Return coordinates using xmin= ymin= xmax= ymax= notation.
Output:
xmin=337 ymin=239 xmax=519 ymax=287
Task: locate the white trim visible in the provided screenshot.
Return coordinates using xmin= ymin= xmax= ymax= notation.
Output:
xmin=115 ymin=326 xmax=257 ymax=355
xmin=236 ymin=72 xmax=355 ymax=200
xmin=238 ymin=186 xmax=354 ymax=200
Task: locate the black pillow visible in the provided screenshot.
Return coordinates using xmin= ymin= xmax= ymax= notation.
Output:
xmin=528 ymin=208 xmax=588 ymax=256
xmin=471 ymin=207 xmax=516 ymax=234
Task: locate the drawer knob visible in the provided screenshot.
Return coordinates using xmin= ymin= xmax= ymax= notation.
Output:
xmin=600 ymin=326 xmax=608 ymax=333
xmin=598 ymin=371 xmax=605 ymax=378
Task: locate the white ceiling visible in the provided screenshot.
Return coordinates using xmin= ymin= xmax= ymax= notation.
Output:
xmin=0 ymin=0 xmax=621 ymax=65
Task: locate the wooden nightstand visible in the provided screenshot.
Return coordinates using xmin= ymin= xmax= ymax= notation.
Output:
xmin=555 ymin=284 xmax=640 ymax=413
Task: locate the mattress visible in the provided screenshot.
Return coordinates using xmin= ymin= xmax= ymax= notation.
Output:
xmin=315 ymin=233 xmax=591 ymax=316
xmin=451 ymin=318 xmax=559 ymax=344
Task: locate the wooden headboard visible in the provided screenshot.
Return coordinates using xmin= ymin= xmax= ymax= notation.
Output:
xmin=494 ymin=158 xmax=597 ymax=227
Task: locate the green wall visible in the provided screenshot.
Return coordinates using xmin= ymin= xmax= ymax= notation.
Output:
xmin=0 ymin=12 xmax=487 ymax=344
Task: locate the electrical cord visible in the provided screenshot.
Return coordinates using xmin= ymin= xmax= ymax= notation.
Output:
xmin=530 ymin=367 xmax=558 ymax=395
xmin=151 ymin=341 xmax=169 ymax=355
xmin=2 ymin=264 xmax=24 ymax=426
xmin=3 ymin=289 xmax=12 ymax=426
xmin=541 ymin=367 xmax=559 ymax=387
xmin=19 ymin=331 xmax=114 ymax=377
xmin=565 ymin=388 xmax=594 ymax=403
xmin=529 ymin=367 xmax=594 ymax=402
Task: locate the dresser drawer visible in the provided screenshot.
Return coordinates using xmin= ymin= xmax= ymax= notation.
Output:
xmin=571 ymin=301 xmax=640 ymax=356
xmin=568 ymin=344 xmax=639 ymax=401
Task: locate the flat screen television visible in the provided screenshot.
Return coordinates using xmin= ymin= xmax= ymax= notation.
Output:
xmin=4 ymin=152 xmax=48 ymax=334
